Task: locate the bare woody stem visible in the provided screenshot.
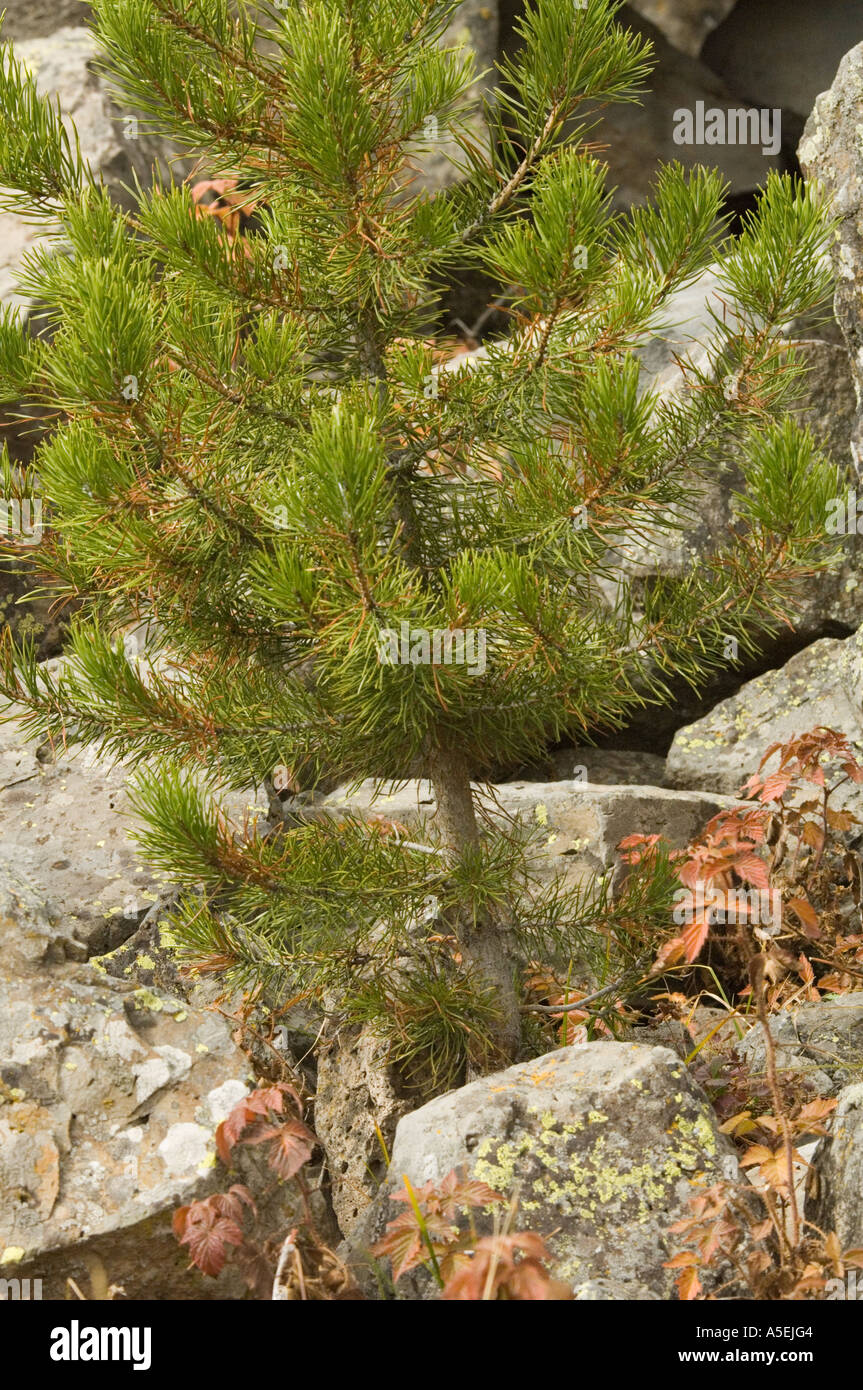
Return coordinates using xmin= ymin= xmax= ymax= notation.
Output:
xmin=427 ymin=739 xmax=522 ymax=1067
xmin=749 ymin=952 xmax=801 ymax=1254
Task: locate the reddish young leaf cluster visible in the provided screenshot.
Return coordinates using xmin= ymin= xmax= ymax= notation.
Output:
xmin=442 ymin=1232 xmax=571 ymax=1300
xmin=666 ymin=1177 xmax=863 ymax=1302
xmin=372 ymin=1171 xmax=503 ymax=1282
xmin=216 ymin=1081 xmax=315 ymax=1180
xmin=648 ymin=728 xmax=863 ymax=991
xmin=743 ymin=728 xmax=863 ymax=888
xmin=173 ymin=1185 xmax=259 ymax=1280
xmin=617 ymin=832 xmax=672 ymax=866
xmin=651 ymin=805 xmax=771 ymax=969
xmin=372 ymin=1169 xmax=571 ymax=1300
xmin=173 ymin=1082 xmax=317 ymax=1294
xmin=743 ymin=727 xmax=863 ymax=804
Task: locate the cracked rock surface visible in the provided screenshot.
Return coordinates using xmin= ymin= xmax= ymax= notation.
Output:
xmin=0 ymin=861 xmax=302 ymax=1299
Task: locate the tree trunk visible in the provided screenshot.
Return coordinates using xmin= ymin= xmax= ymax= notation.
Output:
xmin=427 ymin=740 xmax=521 ymax=1072
xmin=359 ymin=307 xmax=520 ymax=1071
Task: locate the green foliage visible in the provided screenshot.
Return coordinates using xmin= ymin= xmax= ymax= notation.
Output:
xmin=0 ymin=41 xmax=86 ymax=214
xmin=0 ymin=0 xmax=844 ymax=1073
xmin=346 ymin=955 xmax=500 ymax=1093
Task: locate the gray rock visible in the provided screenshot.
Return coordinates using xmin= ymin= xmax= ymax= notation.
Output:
xmin=0 ymin=686 xmax=271 ymax=960
xmin=807 ymin=1081 xmax=863 ymax=1248
xmin=315 ymin=1026 xmax=415 ymax=1240
xmin=588 ymin=12 xmax=782 ymax=212
xmin=0 ymin=28 xmax=178 ymax=316
xmin=666 ymin=626 xmax=863 ymax=805
xmin=0 ymin=870 xmax=308 ymax=1298
xmin=346 ymin=1040 xmax=737 ymax=1298
xmin=323 ymin=776 xmax=737 ymax=886
xmin=0 ymin=711 xmax=169 ymax=959
xmin=735 ymin=996 xmax=863 ymax=1099
xmin=791 ymin=338 xmax=860 ymax=474
xmin=574 ymin=1274 xmax=662 ymax=1299
xmin=704 ymin=0 xmax=863 ymax=123
xmin=0 ymin=859 xmax=71 ymax=969
xmin=625 ymin=0 xmax=738 ymax=57
xmin=799 ymin=43 xmax=863 ymax=478
xmin=0 ymin=1 xmax=89 ymax=41
xmin=94 ymin=902 xmax=190 ymax=1001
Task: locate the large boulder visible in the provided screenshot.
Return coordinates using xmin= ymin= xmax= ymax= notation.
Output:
xmin=0 ymin=862 xmax=305 ymax=1299
xmin=665 ymin=626 xmax=863 ymax=806
xmin=0 ymin=687 xmax=270 ymax=960
xmin=323 ymin=776 xmax=737 ymax=887
xmin=346 ymin=1040 xmax=737 ymax=1298
xmin=587 ymin=12 xmax=782 ymax=212
xmin=799 ymin=44 xmax=863 ymax=478
xmin=704 ymin=0 xmax=863 ymax=131
xmin=625 ymin=0 xmax=738 ymax=57
xmin=0 ymin=28 xmax=176 ymax=317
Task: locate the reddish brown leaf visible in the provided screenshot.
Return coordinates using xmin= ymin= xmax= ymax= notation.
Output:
xmin=682 ymin=914 xmax=711 ymax=963
xmin=787 ymin=897 xmax=819 ymax=932
xmin=267 ymin=1118 xmax=316 ymax=1179
xmin=676 ymin=1265 xmax=702 ymax=1301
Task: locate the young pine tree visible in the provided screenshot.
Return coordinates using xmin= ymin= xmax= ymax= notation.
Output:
xmin=0 ymin=0 xmax=842 ymax=1071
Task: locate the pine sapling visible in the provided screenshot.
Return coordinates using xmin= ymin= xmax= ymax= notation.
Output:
xmin=0 ymin=0 xmax=844 ymax=1071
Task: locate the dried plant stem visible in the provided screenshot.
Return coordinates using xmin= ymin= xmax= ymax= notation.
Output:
xmin=272 ymin=1230 xmax=296 ymax=1301
xmin=750 ymin=955 xmax=801 ymax=1252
